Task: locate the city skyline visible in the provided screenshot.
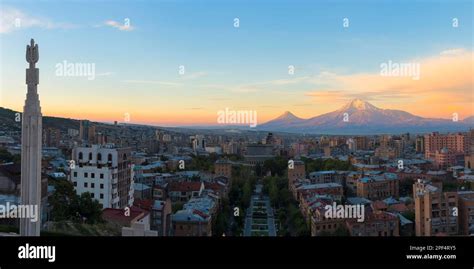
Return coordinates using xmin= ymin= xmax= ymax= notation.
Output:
xmin=0 ymin=0 xmax=473 ymax=126
xmin=1 ymin=1 xmax=474 ymax=266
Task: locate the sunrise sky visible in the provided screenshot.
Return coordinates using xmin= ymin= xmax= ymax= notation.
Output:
xmin=0 ymin=0 xmax=472 ymax=126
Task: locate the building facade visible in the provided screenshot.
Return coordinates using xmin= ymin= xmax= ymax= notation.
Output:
xmin=70 ymin=144 xmax=134 ymax=209
xmin=413 ymin=180 xmax=458 ymax=236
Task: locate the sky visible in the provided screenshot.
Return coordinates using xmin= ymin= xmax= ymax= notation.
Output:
xmin=0 ymin=0 xmax=473 ymax=127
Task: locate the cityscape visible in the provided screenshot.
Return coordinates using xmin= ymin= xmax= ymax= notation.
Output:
xmin=0 ymin=0 xmax=473 ymax=245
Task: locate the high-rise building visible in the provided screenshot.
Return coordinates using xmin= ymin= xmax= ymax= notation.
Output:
xmin=88 ymin=125 xmax=96 ymax=142
xmin=415 ymin=136 xmax=425 ymax=153
xmin=151 ymin=199 xmax=172 ymax=236
xmin=67 ymin=128 xmax=79 ymax=137
xmin=433 ymin=148 xmax=457 ymax=169
xmin=424 ymin=132 xmax=469 ymax=159
xmin=43 ymin=127 xmax=61 ymax=147
xmin=465 ymin=153 xmax=474 ymax=169
xmin=346 ymin=138 xmax=356 ymax=151
xmin=413 ymin=179 xmax=458 ymax=236
xmin=20 ymin=39 xmax=43 ymax=236
xmin=192 ymin=135 xmax=206 ymax=152
xmin=79 ymin=120 xmax=90 ymax=142
xmin=288 ymin=160 xmax=305 ymax=187
xmin=223 ymin=141 xmax=239 ymax=155
xmin=70 ymin=144 xmax=134 ymax=209
xmin=458 ymin=191 xmax=474 ymax=235
xmin=354 ymin=136 xmax=368 ymax=150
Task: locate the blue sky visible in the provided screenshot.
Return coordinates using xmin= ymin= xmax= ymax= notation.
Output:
xmin=0 ymin=0 xmax=472 ymax=125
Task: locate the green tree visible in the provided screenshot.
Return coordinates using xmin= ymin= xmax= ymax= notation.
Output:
xmin=172 ymin=202 xmax=184 ymax=213
xmin=402 ymin=211 xmax=415 ymax=222
xmin=49 ymin=179 xmax=103 ymax=224
xmin=241 ymin=180 xmax=252 ymax=209
xmin=12 ymin=154 xmax=21 ymax=164
xmin=49 ymin=179 xmax=78 ymax=222
xmin=263 ymin=156 xmax=288 ymax=177
xmin=0 ymin=148 xmax=14 ymax=163
xmin=74 ymin=192 xmax=103 ymax=224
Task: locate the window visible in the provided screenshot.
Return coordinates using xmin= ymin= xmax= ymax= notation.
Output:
xmin=100 ymin=184 xmax=104 ymax=189
xmin=78 ymin=152 xmax=83 ymax=160
xmin=97 ymin=153 xmax=102 ymax=161
xmin=89 ymin=152 xmax=93 ymax=161
xmin=84 ymin=182 xmax=88 ymax=188
xmin=108 ymin=154 xmax=113 ymax=162
xmin=100 ymin=193 xmax=104 ymax=199
xmin=84 ymin=172 xmax=88 ymax=178
xmin=91 ymin=193 xmax=95 ymax=198
xmin=73 ymin=181 xmax=77 ymax=187
xmin=91 ymin=173 xmax=95 ymax=179
xmin=91 ymin=183 xmax=95 ymax=188
xmin=73 ymin=172 xmax=77 ymax=177
xmin=100 ymin=174 xmax=104 ymax=179
xmin=123 ymin=153 xmax=127 ymax=160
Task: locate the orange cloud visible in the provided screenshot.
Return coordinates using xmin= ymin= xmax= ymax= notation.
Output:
xmin=305 ymin=49 xmax=474 ymax=119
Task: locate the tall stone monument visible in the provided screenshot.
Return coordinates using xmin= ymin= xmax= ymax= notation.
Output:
xmin=20 ymin=39 xmax=42 ymax=236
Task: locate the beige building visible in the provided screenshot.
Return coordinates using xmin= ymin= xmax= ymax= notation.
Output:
xmin=356 ymin=173 xmax=399 ymax=200
xmin=288 ymin=160 xmax=305 ymax=187
xmin=458 ymin=191 xmax=474 ymax=235
xmin=346 ymin=211 xmax=400 ymax=236
xmin=214 ymin=159 xmax=232 ymax=179
xmin=413 ymin=180 xmax=458 ymax=236
xmin=424 ymin=132 xmax=469 ymax=159
xmin=465 ymin=153 xmax=474 ymax=169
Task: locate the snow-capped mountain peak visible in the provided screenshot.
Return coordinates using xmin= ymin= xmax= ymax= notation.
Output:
xmin=259 ymin=99 xmax=471 ymax=134
xmin=338 ymin=98 xmax=379 ymax=112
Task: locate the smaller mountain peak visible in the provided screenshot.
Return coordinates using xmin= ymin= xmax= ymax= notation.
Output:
xmin=272 ymin=111 xmax=303 ymax=121
xmin=276 ymin=111 xmax=296 ymax=119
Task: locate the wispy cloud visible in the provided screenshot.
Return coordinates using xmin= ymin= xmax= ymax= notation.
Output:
xmin=181 ymin=71 xmax=207 ymax=80
xmin=305 ymin=49 xmax=473 ymax=102
xmin=303 ymin=49 xmax=474 ymax=117
xmin=122 ymin=80 xmax=181 ymax=87
xmin=292 ymin=103 xmax=313 ymax=107
xmin=0 ymin=6 xmax=77 ymax=34
xmin=96 ymin=72 xmax=115 ymax=77
xmin=104 ymin=20 xmax=134 ymax=31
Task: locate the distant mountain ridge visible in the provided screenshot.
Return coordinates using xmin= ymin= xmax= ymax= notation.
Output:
xmin=259 ymin=99 xmax=473 ymax=134
xmin=0 ymin=107 xmax=80 ymax=132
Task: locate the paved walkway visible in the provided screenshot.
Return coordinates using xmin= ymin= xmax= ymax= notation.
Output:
xmin=243 ymin=194 xmax=276 ymax=236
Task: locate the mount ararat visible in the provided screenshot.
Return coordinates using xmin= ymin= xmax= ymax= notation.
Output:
xmin=259 ymin=99 xmax=473 ymax=134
